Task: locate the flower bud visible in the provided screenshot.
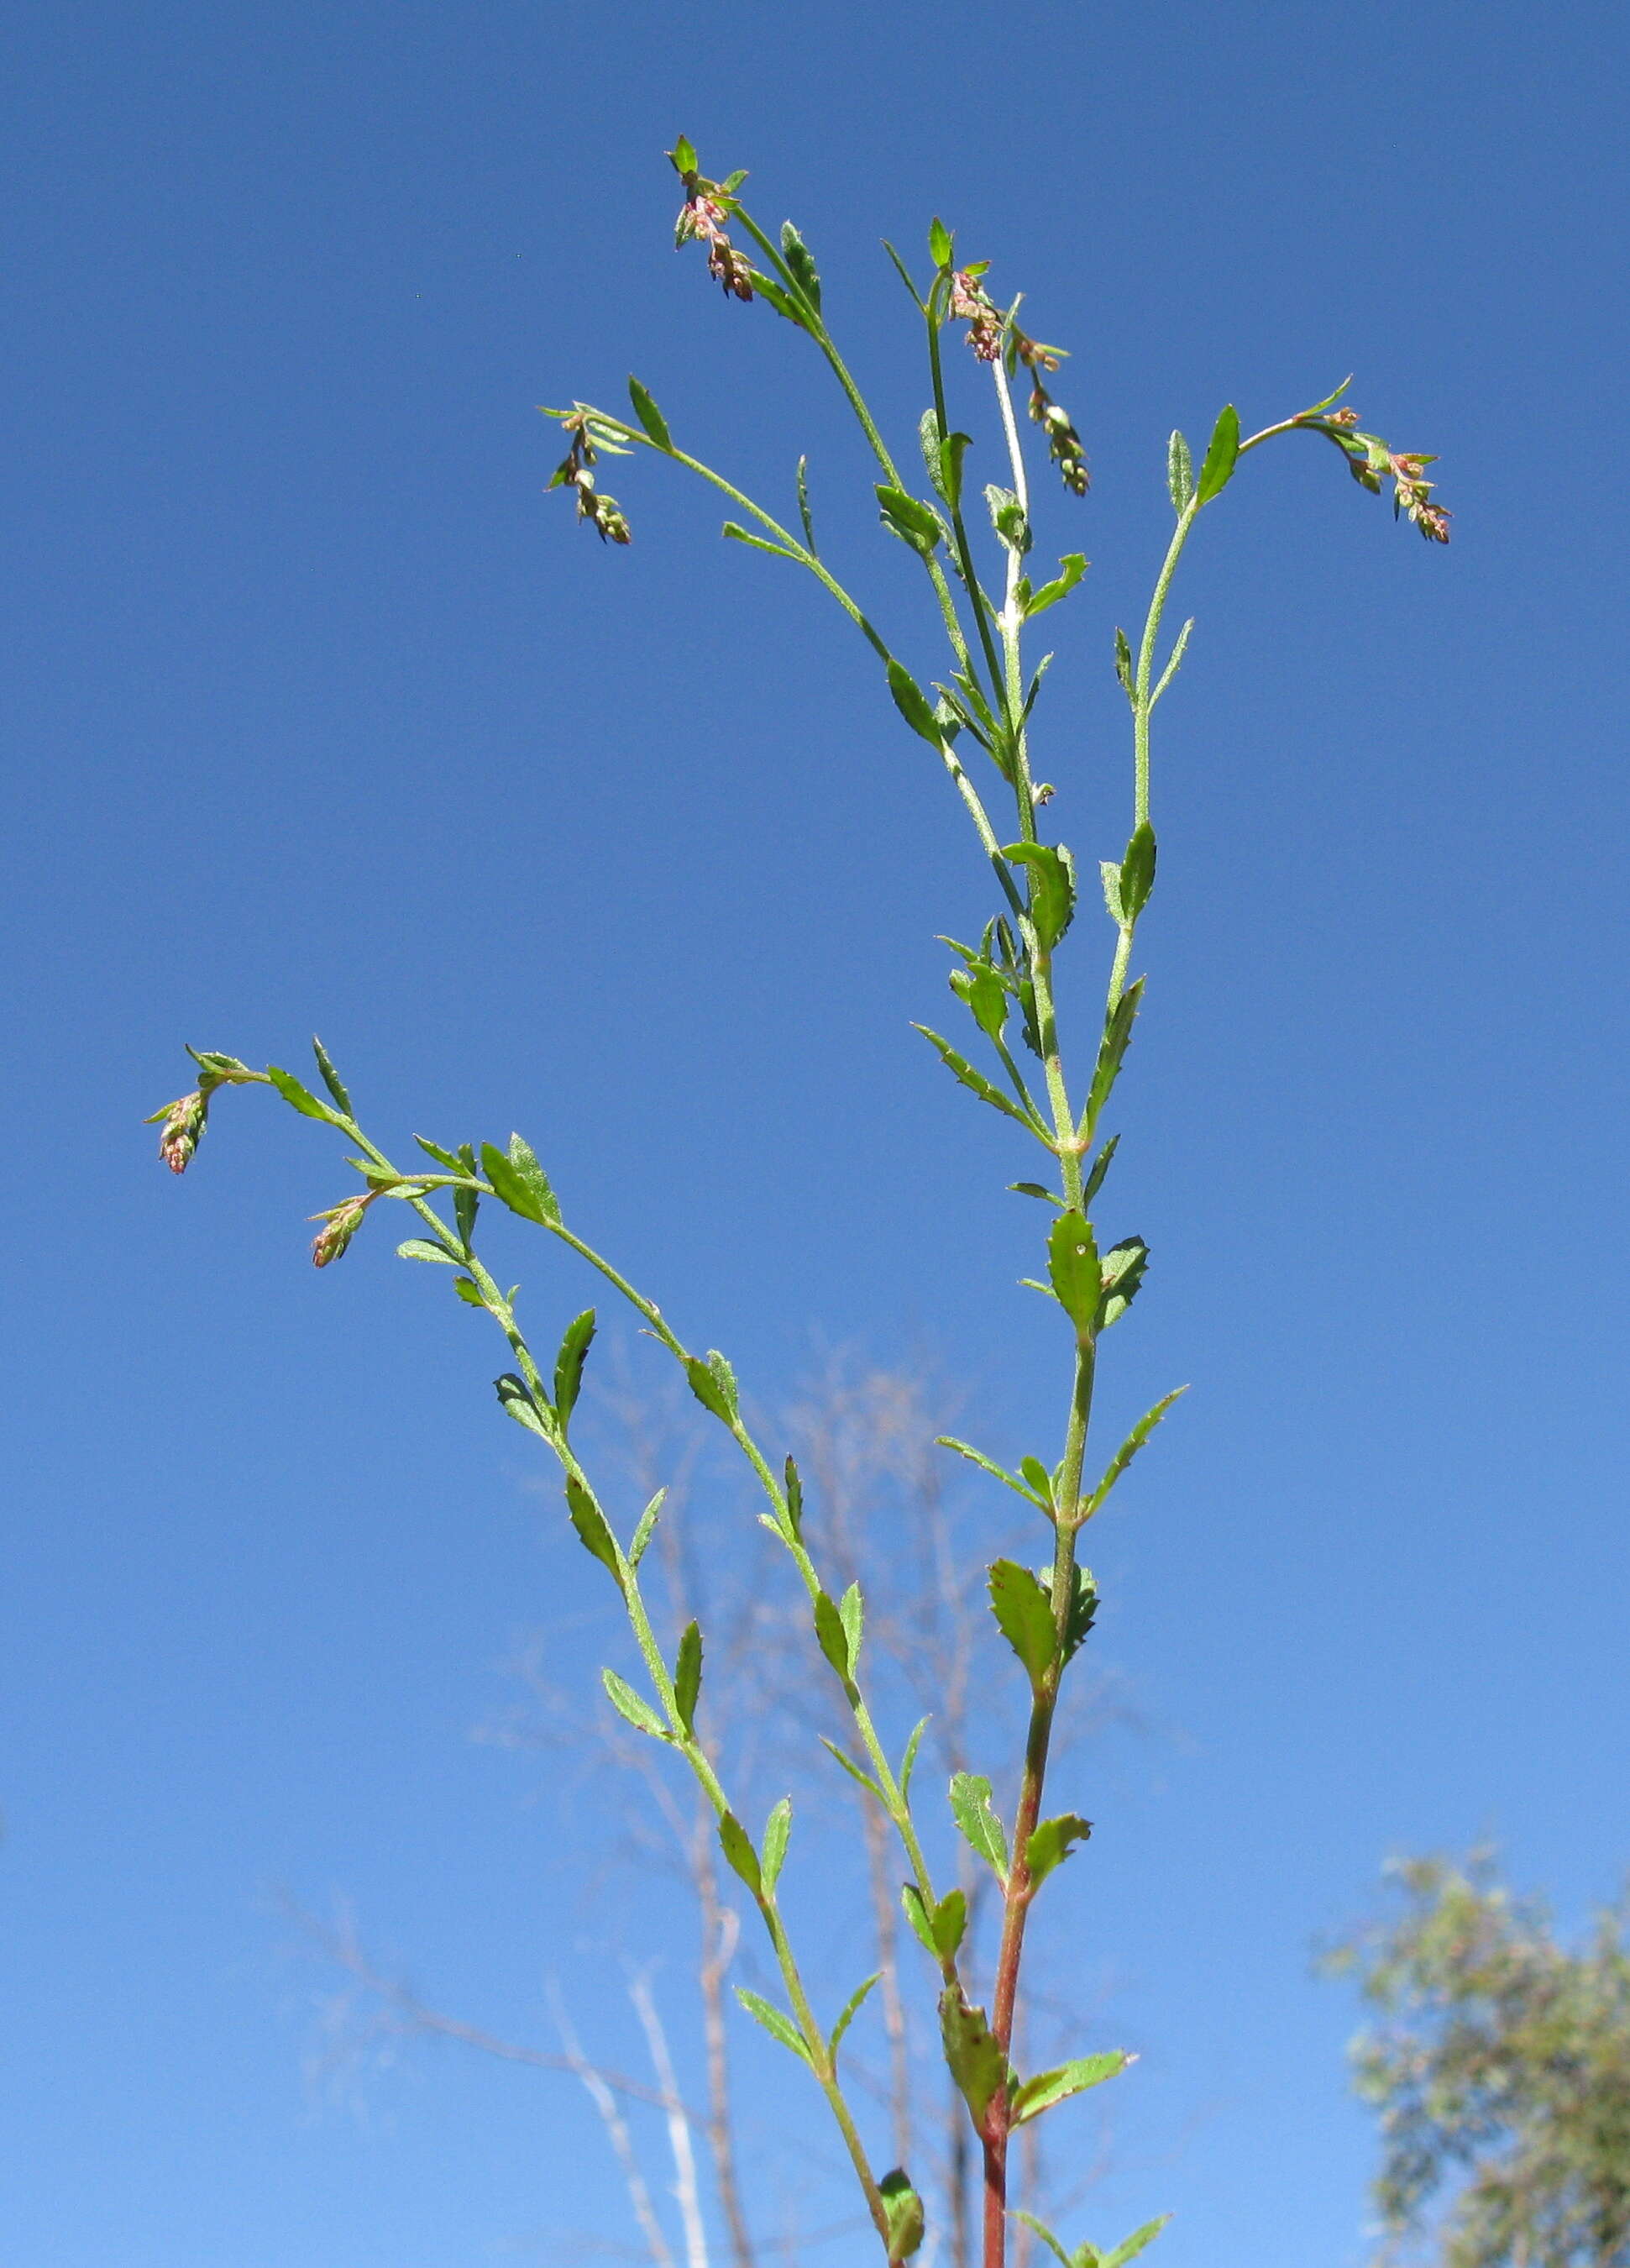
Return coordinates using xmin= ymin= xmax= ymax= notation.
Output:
xmin=310 ymin=1194 xmax=371 ymax=1268
xmin=155 ymin=1091 xmax=207 ymax=1174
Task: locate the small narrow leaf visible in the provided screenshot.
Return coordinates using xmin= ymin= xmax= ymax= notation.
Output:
xmin=1084 ymin=1388 xmax=1187 ymax=1517
xmin=949 ymin=1772 xmax=1009 ymax=1883
xmin=685 ymin=1352 xmax=736 ymax=1423
xmin=796 ymin=455 xmax=816 ymax=553
xmin=1047 ymin=1212 xmax=1102 ymax=1335
xmin=1196 ymin=402 xmax=1240 ymax=504
xmin=718 ymin=1811 xmax=763 ymax=1895
xmin=311 ymin=1037 xmax=354 ymax=1116
xmin=1025 ymin=1812 xmax=1093 ymax=1889
xmin=453 ymin=1276 xmax=485 ymax=1306
xmin=888 ymin=659 xmax=946 ymax=747
xmin=899 ymin=1714 xmax=930 ymax=1799
xmin=267 ymin=1065 xmax=348 ymax=1127
xmin=928 ymin=216 xmax=952 ymax=268
xmin=1010 ymin=1180 xmax=1067 ymax=1206
xmin=1119 ymin=823 xmax=1157 ymax=920
xmin=495 ymin=1373 xmax=553 ymax=1440
xmin=779 ymin=219 xmax=820 ymax=311
xmin=752 ymin=273 xmax=810 ymax=329
xmin=1003 ymin=841 xmax=1076 ymax=952
xmin=936 ymin=1436 xmax=1048 ymax=1508
xmin=1114 ymin=627 xmax=1135 ymax=701
xmin=1025 ymin=554 xmax=1088 ymax=619
xmin=553 ymin=1309 xmax=596 ymax=1426
xmin=1085 ymin=980 xmax=1144 ymax=1131
xmin=902 ymin=1882 xmax=938 ymax=1956
xmin=1011 ymin=2051 xmax=1129 ymax=2124
xmin=940 ymin=1987 xmax=1009 ymax=2123
xmin=1019 ymin=1454 xmax=1054 ymax=1504
xmin=1082 ymin=1133 xmax=1120 ymax=1210
xmin=397 ymin=1237 xmax=457 ymax=1264
xmin=1100 ymin=2216 xmax=1173 ymax=2268
xmin=760 ymin=1796 xmax=792 ymax=1888
xmin=628 ymin=1486 xmax=666 ymax=1567
xmin=734 ymin=1986 xmax=810 ymax=2061
xmin=414 ymin=1136 xmax=462 ymax=1172
xmin=673 ymin=1619 xmax=703 ymax=1735
xmin=914 ymin=1025 xmax=1040 ymax=1131
xmin=626 ymin=375 xmax=673 ymax=449
xmin=480 ymin=1135 xmax=560 ymax=1226
xmin=784 ymin=1452 xmax=805 ymax=1538
xmin=828 ymin=1971 xmax=878 ymax=2056
xmin=813 ymin=1590 xmax=853 ymax=1680
xmin=602 ymin=1667 xmax=668 ymax=1740
xmin=838 ymin=1579 xmax=863 ymax=1670
xmin=1166 ymin=429 xmax=1194 ymax=514
xmin=1013 ymin=2214 xmax=1076 ymax=2268
xmin=564 ymin=1476 xmax=624 ymax=1589
xmin=988 ymin=1560 xmax=1056 ymax=1686
xmin=722 ymin=520 xmax=796 ymax=558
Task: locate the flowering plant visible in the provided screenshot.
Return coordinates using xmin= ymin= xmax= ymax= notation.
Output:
xmin=151 ymin=140 xmax=1447 ymax=2267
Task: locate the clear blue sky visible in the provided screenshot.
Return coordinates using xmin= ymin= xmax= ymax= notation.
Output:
xmin=3 ymin=3 xmax=1627 ymax=2263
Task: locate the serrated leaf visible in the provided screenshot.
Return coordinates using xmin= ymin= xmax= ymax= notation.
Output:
xmin=1003 ymin=841 xmax=1076 ymax=952
xmin=940 ymin=1986 xmax=1009 ymax=2122
xmin=928 ymin=216 xmax=952 ymax=267
xmin=949 ymin=1772 xmax=1009 ymax=1883
xmin=988 ymin=1560 xmax=1056 ymax=1686
xmin=1025 ymin=553 xmax=1088 ymax=619
xmin=936 ymin=1436 xmax=1048 ymax=1507
xmin=602 ymin=1667 xmax=668 ymax=1740
xmin=1025 ymin=1811 xmax=1093 ymax=1889
xmin=1196 ymin=403 xmax=1240 ymax=504
xmin=734 ymin=1986 xmax=809 ymax=2061
xmin=828 ymin=1971 xmax=878 ymax=2056
xmin=779 ymin=219 xmax=820 ymax=311
xmin=1059 ymin=1563 xmax=1100 ymax=1657
xmin=813 ymin=1589 xmax=853 ymax=1679
xmin=628 ymin=1486 xmax=666 ymax=1567
xmin=1098 ymin=1236 xmax=1149 ymax=1328
xmin=495 ymin=1372 xmax=553 ymax=1440
xmin=1083 ymin=1388 xmax=1187 ymax=1518
xmin=821 ymin=1735 xmax=885 ymax=1803
xmin=673 ymin=1619 xmax=702 ymax=1735
xmin=719 ymin=1811 xmax=763 ymax=1895
xmin=1048 ymin=1212 xmax=1101 ymax=1335
xmin=310 ymin=1036 xmax=353 ymax=1116
xmin=1166 ymin=429 xmax=1194 ymax=514
xmin=1086 ymin=980 xmax=1144 ymax=1131
xmin=626 ymin=375 xmax=672 ymax=449
xmin=397 ymin=1237 xmax=457 ymax=1264
xmin=480 ymin=1135 xmax=560 ymax=1226
xmin=879 ymin=2170 xmax=925 ymax=2264
xmin=760 ymin=1794 xmax=791 ymax=1888
xmin=1119 ymin=823 xmax=1157 ymax=920
xmin=1100 ymin=2215 xmax=1173 ymax=2268
xmin=1011 ymin=2051 xmax=1129 ymax=2124
xmin=888 ymin=659 xmax=945 ymax=748
xmin=564 ymin=1475 xmax=623 ymax=1589
xmin=685 ymin=1352 xmax=736 ymax=1423
xmin=550 ymin=1308 xmax=595 ymax=1426
xmin=913 ymin=1025 xmax=1039 ymax=1130
xmin=267 ymin=1065 xmax=348 ymax=1127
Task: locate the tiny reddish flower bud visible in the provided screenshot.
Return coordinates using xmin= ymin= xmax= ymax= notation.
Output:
xmin=311 ymin=1193 xmax=371 ymax=1268
xmin=156 ymin=1091 xmax=207 ymax=1174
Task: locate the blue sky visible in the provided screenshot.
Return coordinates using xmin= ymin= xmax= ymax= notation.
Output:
xmin=3 ymin=2 xmax=1627 ymax=2262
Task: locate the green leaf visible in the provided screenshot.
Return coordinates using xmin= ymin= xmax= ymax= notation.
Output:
xmin=949 ymin=1772 xmax=1009 ymax=1884
xmin=564 ymin=1475 xmax=623 ymax=1590
xmin=453 ymin=1142 xmax=480 ymax=1245
xmin=839 ymin=1579 xmax=863 ymax=1669
xmin=795 ymin=454 xmax=816 ymax=553
xmin=1013 ymin=2214 xmax=1076 ymax=2268
xmin=669 ymin=135 xmax=697 ymax=176
xmin=899 ymin=1714 xmax=930 ymax=1799
xmin=760 ymin=1794 xmax=792 ymax=1889
xmin=267 ymin=1065 xmax=349 ymax=1127
xmin=881 ymin=237 xmax=924 ymax=304
xmin=1082 ymin=1133 xmax=1120 ymax=1210
xmin=1114 ymin=626 xmax=1135 ymax=701
xmin=414 ymin=1136 xmax=462 ymax=1172
xmin=877 ymin=484 xmax=943 ymax=554
xmin=1025 ymin=554 xmax=1088 ymax=619
xmin=1084 ymin=1387 xmax=1187 ymax=1518
xmin=480 ymin=1135 xmax=561 ymax=1226
xmin=1166 ymin=428 xmax=1194 ymax=514
xmin=936 ymin=1436 xmax=1048 ymax=1508
xmin=813 ymin=1589 xmax=853 ymax=1679
xmin=719 ymin=1811 xmax=763 ymax=1896
xmin=495 ymin=1372 xmax=553 ymax=1440
xmin=779 ymin=219 xmax=820 ymax=311
xmin=821 ymin=1736 xmax=885 ymax=1804
xmin=734 ymin=1986 xmax=810 ymax=2062
xmin=940 ymin=1987 xmax=1009 ymax=2123
xmin=1100 ymin=2215 xmax=1173 ymax=2268
xmin=1025 ymin=1812 xmax=1093 ymax=1889
xmin=1002 ymin=841 xmax=1076 ymax=951
xmin=310 ymin=1036 xmax=354 ymax=1116
xmin=1058 ymin=1563 xmax=1100 ymax=1658
xmin=626 ymin=375 xmax=673 ymax=449
xmin=1010 ymin=1180 xmax=1067 ymax=1206
xmin=752 ymin=273 xmax=810 ymax=329
xmin=1098 ymin=1236 xmax=1149 ymax=1328
xmin=828 ymin=1971 xmax=878 ymax=2056
xmin=673 ymin=1619 xmax=702 ymax=1735
xmin=1019 ymin=1454 xmax=1054 ymax=1504
xmin=722 ymin=520 xmax=796 ymax=559
xmin=1298 ymin=374 xmax=1353 ymax=418
xmin=684 ymin=1351 xmax=738 ymax=1423
xmin=938 ymin=430 xmax=972 ymax=510
xmin=1048 ymin=1212 xmax=1101 ymax=1335
xmin=628 ymin=1486 xmax=666 ymax=1567
xmin=1119 ymin=823 xmax=1157 ymax=920
xmin=913 ymin=1026 xmax=1040 ymax=1131
xmin=1011 ymin=2051 xmax=1129 ymax=2125
xmin=928 ymin=216 xmax=952 ymax=268
xmin=544 ymin=1308 xmax=594 ymax=1427
xmin=888 ymin=659 xmax=946 ymax=747
xmin=948 ymin=962 xmax=1009 ymax=1043
xmin=985 ymin=482 xmax=1031 ymax=555
xmin=879 ymin=2170 xmax=925 ymax=2264
xmin=931 ymin=1886 xmax=968 ymax=1959
xmin=1196 ymin=402 xmax=1240 ymax=504
xmin=397 ymin=1236 xmax=457 ymax=1264
xmin=602 ymin=1667 xmax=668 ymax=1740
xmin=902 ymin=1882 xmax=938 ymax=1956
xmin=784 ymin=1453 xmax=805 ymax=1539
xmin=1086 ymin=979 xmax=1144 ymax=1131
xmin=988 ymin=1559 xmax=1056 ymax=1686
xmin=453 ymin=1276 xmax=485 ymax=1306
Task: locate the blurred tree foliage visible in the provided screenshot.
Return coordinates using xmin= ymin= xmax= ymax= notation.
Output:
xmin=1328 ymin=1856 xmax=1630 ymax=2268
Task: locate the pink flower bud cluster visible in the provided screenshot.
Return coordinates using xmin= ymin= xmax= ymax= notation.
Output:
xmin=548 ymin=411 xmax=632 ymax=544
xmin=676 ymin=191 xmax=755 ymax=302
xmin=1319 ymin=407 xmax=1451 ymax=542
